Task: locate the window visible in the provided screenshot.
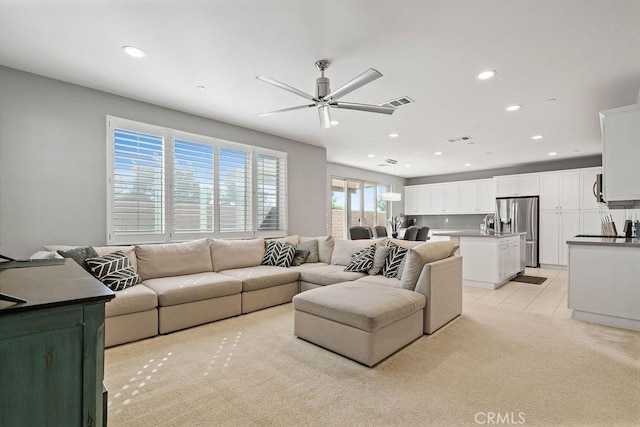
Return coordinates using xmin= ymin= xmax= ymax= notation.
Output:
xmin=107 ymin=117 xmax=287 ymax=244
xmin=331 ymin=176 xmax=389 ymax=240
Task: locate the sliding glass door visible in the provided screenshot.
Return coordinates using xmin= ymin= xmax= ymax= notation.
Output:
xmin=331 ymin=177 xmax=389 ymax=239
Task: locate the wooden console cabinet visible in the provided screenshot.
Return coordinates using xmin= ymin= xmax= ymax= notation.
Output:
xmin=0 ymin=261 xmax=114 ymax=426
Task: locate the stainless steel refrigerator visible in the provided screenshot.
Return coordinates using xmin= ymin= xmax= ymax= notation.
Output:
xmin=495 ymin=196 xmax=539 ymax=267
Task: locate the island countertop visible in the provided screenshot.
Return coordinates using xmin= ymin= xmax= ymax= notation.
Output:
xmin=432 ymin=230 xmax=526 ymax=238
xmin=566 ymin=236 xmax=640 ymax=247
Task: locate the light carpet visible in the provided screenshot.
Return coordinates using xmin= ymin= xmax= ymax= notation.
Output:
xmin=105 ymin=301 xmax=640 ymax=426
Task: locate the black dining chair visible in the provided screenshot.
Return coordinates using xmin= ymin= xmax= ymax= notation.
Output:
xmin=349 ymin=226 xmax=373 ymax=240
xmin=403 ymin=226 xmax=419 ymax=241
xmin=416 ymin=226 xmax=430 ymax=241
xmin=373 ymin=225 xmax=388 ymax=238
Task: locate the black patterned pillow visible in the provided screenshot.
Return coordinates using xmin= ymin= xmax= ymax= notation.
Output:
xmin=86 ymin=251 xmax=141 ymax=291
xmin=382 ymin=243 xmax=409 ymax=278
xmin=344 ymin=245 xmax=376 ymax=273
xmin=262 ymin=241 xmax=296 ymax=268
xmin=291 ymin=249 xmax=310 ymax=267
xmin=57 ymin=246 xmax=99 ymax=272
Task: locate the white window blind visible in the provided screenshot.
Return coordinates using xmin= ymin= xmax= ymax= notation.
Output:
xmin=172 ymin=137 xmax=215 ymax=236
xmin=218 ymin=146 xmax=253 ymax=233
xmin=256 ymin=152 xmax=286 ymax=233
xmin=110 ymin=126 xmax=165 ymax=242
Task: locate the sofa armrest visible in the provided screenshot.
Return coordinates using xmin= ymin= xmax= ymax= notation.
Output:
xmin=413 ymin=255 xmax=462 ymax=334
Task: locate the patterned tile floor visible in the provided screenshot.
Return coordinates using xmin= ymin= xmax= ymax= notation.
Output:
xmin=463 ymin=267 xmax=572 ymax=318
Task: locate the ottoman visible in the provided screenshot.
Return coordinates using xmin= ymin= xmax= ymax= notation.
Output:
xmin=292 ymin=281 xmax=426 ymax=367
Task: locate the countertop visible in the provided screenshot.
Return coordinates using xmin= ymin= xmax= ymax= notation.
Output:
xmin=432 ymin=230 xmax=526 ymax=238
xmin=566 ymin=236 xmax=640 ymax=247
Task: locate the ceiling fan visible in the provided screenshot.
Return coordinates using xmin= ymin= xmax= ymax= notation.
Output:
xmin=256 ymin=59 xmax=396 ymax=128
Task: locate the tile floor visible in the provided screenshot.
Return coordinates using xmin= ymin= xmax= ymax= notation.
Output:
xmin=463 ymin=267 xmax=572 ymax=318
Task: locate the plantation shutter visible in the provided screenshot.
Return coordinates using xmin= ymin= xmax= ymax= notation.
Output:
xmin=218 ymin=146 xmax=253 ymax=233
xmin=109 ymin=123 xmax=166 ymax=243
xmin=172 ymin=136 xmax=215 ymax=236
xmin=256 ymin=150 xmax=287 ymax=233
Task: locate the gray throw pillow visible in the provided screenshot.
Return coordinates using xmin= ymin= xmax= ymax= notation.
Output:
xmin=291 ymin=249 xmax=310 ymax=267
xmin=57 ymin=246 xmax=99 ymax=272
xmin=368 ymin=246 xmax=391 ymax=275
xmin=296 ymin=239 xmax=319 ymax=263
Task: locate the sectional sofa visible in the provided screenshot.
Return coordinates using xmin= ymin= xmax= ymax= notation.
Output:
xmin=40 ymin=235 xmax=462 ymax=349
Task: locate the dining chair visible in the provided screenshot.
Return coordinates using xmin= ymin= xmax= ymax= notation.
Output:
xmin=403 ymin=226 xmax=419 ymax=241
xmin=373 ymin=225 xmax=388 ymax=238
xmin=349 ymin=226 xmax=373 ymax=240
xmin=416 ymin=226 xmax=430 ymax=241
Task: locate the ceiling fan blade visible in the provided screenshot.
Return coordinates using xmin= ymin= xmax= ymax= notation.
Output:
xmin=319 ymin=105 xmax=331 ymax=128
xmin=324 ymin=68 xmax=383 ymax=101
xmin=258 ymin=104 xmax=315 ymax=117
xmin=256 ymin=75 xmax=317 ymax=102
xmin=330 ymin=102 xmax=395 ymax=115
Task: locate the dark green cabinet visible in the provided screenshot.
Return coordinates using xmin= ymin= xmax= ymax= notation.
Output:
xmin=0 ymin=261 xmax=114 ymax=426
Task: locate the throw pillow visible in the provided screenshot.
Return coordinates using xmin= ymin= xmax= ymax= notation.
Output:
xmin=86 ymin=251 xmax=141 ymax=291
xmin=296 ymin=239 xmax=319 ymax=263
xmin=57 ymin=246 xmax=99 ymax=272
xmin=344 ymin=245 xmax=376 ymax=272
xmin=291 ymin=249 xmax=310 ymax=267
xmin=382 ymin=243 xmax=409 ymax=278
xmin=262 ymin=241 xmax=296 ymax=268
xmin=368 ymin=246 xmax=391 ymax=275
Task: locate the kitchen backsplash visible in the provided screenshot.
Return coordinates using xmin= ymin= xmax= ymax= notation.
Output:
xmin=407 ymin=214 xmax=486 ymax=230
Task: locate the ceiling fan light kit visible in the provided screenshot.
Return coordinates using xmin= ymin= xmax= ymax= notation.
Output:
xmin=257 ymin=59 xmax=405 ymax=128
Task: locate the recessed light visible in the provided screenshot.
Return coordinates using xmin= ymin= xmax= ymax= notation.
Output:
xmin=389 ymin=133 xmax=399 ymax=138
xmin=464 ymin=163 xmax=471 ymax=167
xmin=532 ymin=135 xmax=543 ymax=140
xmin=405 ymin=164 xmax=411 ymax=168
xmin=196 ymin=85 xmax=206 ymax=91
xmin=549 ymin=152 xmax=557 ymax=156
xmin=477 ymin=70 xmax=497 ymax=80
xmin=434 ymin=151 xmax=443 ymax=156
xmin=122 ymin=45 xmax=146 ymax=58
xmin=330 ymin=120 xmax=340 ymax=126
xmin=506 ymin=105 xmax=521 ymax=112
xmin=364 ymin=141 xmax=371 ymax=144
xmin=367 ymin=154 xmax=375 ymax=158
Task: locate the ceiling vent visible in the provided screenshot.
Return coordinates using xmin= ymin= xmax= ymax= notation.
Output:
xmin=379 ymin=96 xmax=414 ymax=109
xmin=384 ymin=158 xmax=398 ymax=165
xmin=447 ymin=135 xmax=473 ymax=144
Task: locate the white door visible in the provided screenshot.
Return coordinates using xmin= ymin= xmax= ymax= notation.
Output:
xmin=443 ymin=183 xmax=459 ymax=213
xmin=559 ymin=172 xmax=580 ymax=210
xmin=539 ymin=173 xmax=560 ymax=210
xmin=559 ymin=211 xmax=580 ymax=265
xmin=478 ymin=179 xmax=496 ymax=213
xmin=458 ymin=181 xmax=478 ymax=213
xmin=539 ymin=211 xmax=559 ymax=264
xmin=430 ymin=184 xmax=444 ymax=213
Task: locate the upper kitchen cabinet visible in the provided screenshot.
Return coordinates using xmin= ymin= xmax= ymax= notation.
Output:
xmin=429 ymin=185 xmax=444 ymax=213
xmin=459 ymin=179 xmax=495 ymax=213
xmin=495 ymin=174 xmax=540 ymax=197
xmin=404 ymin=185 xmax=430 ymax=215
xmin=539 ymin=171 xmax=580 ymax=211
xmin=579 ymin=167 xmax=603 ymax=210
xmin=443 ymin=183 xmax=459 ymax=213
xmin=601 ymin=103 xmax=640 ymax=208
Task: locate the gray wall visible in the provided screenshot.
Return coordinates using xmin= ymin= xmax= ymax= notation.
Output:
xmin=406 ymin=155 xmax=602 ymax=185
xmin=0 ymin=66 xmax=327 ymax=258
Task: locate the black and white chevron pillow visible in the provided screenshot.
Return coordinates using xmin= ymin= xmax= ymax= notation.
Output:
xmin=344 ymin=245 xmax=376 ymax=272
xmin=262 ymin=241 xmax=296 ymax=268
xmin=382 ymin=243 xmax=409 ymax=278
xmin=86 ymin=251 xmax=141 ymax=291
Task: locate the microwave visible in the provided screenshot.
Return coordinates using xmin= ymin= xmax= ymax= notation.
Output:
xmin=595 ymin=173 xmax=604 ymax=203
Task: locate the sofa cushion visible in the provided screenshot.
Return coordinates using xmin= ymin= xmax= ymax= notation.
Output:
xmin=330 ymin=239 xmax=385 ymax=266
xmin=57 ymin=246 xmax=98 ymax=272
xmin=399 ymin=241 xmax=456 ymax=290
xmin=296 ymin=239 xmax=319 ymax=263
xmin=262 ymin=241 xmax=296 ymax=268
xmin=386 ymin=238 xmax=425 ymax=249
xmin=293 ymin=281 xmax=425 ymax=332
xmin=300 ymin=236 xmax=334 ymax=263
xmin=210 ymin=238 xmax=265 ymax=272
xmin=267 ymin=235 xmax=299 ymax=245
xmin=136 ymin=238 xmax=213 ymax=281
xmin=287 ymin=262 xmax=329 ymax=272
xmin=142 ymin=272 xmax=242 ymax=306
xmin=105 ymin=284 xmax=158 ymax=318
xmin=344 ymin=244 xmax=376 ymax=272
xmin=219 ymin=265 xmax=300 ymax=292
xmin=355 ymin=275 xmax=403 ymax=289
xmin=299 ymin=264 xmax=366 ymax=286
xmin=86 ymin=251 xmax=141 ymax=291
xmin=93 ymin=245 xmax=138 ymax=272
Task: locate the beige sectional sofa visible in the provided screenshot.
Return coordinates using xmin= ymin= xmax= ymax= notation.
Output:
xmin=42 ymin=235 xmax=462 ymax=348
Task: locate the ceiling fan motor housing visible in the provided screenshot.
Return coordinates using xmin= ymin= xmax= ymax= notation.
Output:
xmin=316 ymin=76 xmax=330 ymax=99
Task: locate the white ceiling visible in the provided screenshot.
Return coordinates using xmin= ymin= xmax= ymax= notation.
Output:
xmin=0 ymin=0 xmax=639 ymax=178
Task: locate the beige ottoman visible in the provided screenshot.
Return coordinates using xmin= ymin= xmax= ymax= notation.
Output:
xmin=292 ymin=281 xmax=426 ymax=367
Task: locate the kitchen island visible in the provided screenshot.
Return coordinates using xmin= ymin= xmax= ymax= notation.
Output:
xmin=434 ymin=230 xmax=526 ymax=289
xmin=567 ymin=236 xmax=640 ymax=331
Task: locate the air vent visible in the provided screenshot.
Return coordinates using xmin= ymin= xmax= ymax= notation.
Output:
xmin=385 ymin=159 xmax=398 ymax=165
xmin=379 ymin=96 xmax=414 ymax=109
xmin=447 ymin=135 xmax=473 ymax=144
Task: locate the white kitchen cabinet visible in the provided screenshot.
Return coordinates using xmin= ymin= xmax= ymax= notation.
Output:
xmin=540 ymin=210 xmax=580 ymax=265
xmin=404 ymin=186 xmax=419 ymax=215
xmin=429 ymin=185 xmax=444 ymax=213
xmin=579 ymin=167 xmax=602 ymax=210
xmin=458 ymin=181 xmax=478 ymax=213
xmin=461 ymin=235 xmax=523 ymax=288
xmin=540 ymin=171 xmax=580 ymax=211
xmin=496 ymin=174 xmax=540 ymax=197
xmin=478 ymin=179 xmax=496 ymax=213
xmin=459 ymin=179 xmax=495 ymax=213
xmin=443 ymin=183 xmax=459 ymax=213
xmin=601 ymin=103 xmax=640 ymax=208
